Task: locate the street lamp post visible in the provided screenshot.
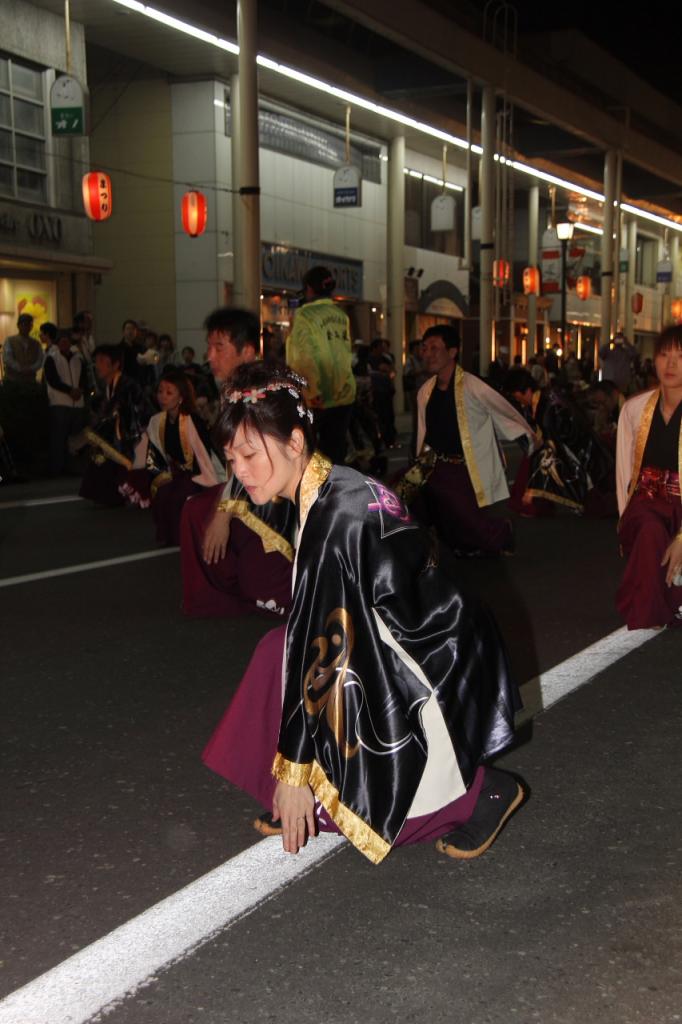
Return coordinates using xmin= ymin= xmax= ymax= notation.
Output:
xmin=557 ymin=221 xmax=575 ymax=352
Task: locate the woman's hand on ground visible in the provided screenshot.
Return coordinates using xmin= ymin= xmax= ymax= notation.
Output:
xmin=272 ymin=781 xmax=316 ymax=854
xmin=202 ymin=511 xmax=230 ymax=564
xmin=660 ymin=533 xmax=682 ymax=587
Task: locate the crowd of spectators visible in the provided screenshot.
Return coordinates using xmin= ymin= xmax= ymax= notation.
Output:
xmin=0 ymin=312 xmax=221 ymax=483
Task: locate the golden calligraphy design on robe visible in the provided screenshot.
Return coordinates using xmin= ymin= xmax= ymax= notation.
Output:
xmin=303 ymin=607 xmax=359 ymax=760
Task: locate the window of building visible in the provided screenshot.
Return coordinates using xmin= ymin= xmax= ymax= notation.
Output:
xmin=405 ymin=172 xmax=462 ymax=256
xmin=224 ymin=90 xmax=382 ymax=184
xmin=0 ymin=56 xmax=47 ymax=203
xmin=635 ymin=236 xmax=659 ymax=287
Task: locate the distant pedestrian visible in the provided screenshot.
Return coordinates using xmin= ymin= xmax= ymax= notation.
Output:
xmin=599 ymin=331 xmax=636 ymax=394
xmin=2 ymin=313 xmax=43 ymax=383
xmin=43 ymin=326 xmax=86 ymax=475
xmin=286 ymin=265 xmax=356 ymax=463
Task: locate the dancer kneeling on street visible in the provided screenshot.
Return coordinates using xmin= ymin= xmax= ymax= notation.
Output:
xmin=616 ymin=324 xmax=682 ymax=629
xmin=203 ymin=361 xmax=526 ymax=864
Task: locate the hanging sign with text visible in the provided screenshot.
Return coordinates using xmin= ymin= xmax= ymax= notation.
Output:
xmin=333 ymin=164 xmax=362 ymax=208
xmin=50 ymin=75 xmax=87 ymax=136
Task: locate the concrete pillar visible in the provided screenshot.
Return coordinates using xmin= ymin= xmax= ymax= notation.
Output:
xmin=611 ymin=156 xmax=623 ymax=336
xmin=625 ymin=217 xmax=637 ymax=341
xmin=387 ymin=134 xmax=405 ymax=410
xmin=230 ymin=73 xmax=244 ymax=308
xmin=479 ymin=84 xmax=495 ymax=375
xmin=527 ymin=183 xmax=539 ymax=356
xmin=464 ymin=80 xmax=473 ymax=269
xmin=600 ymin=150 xmax=617 ymax=345
xmin=672 ymin=234 xmax=680 ymax=299
xmin=237 ymin=0 xmax=261 ymax=318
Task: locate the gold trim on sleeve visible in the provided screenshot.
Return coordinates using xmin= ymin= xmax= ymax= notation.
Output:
xmin=84 ymin=428 xmax=133 ymax=471
xmin=309 ymin=761 xmax=391 ymax=865
xmin=627 ymin=389 xmax=659 ymax=505
xmin=524 ymin=488 xmax=583 ymax=511
xmin=454 ymin=366 xmax=486 ymax=507
xmin=223 ymin=499 xmax=294 ymax=561
xmin=299 ymin=450 xmax=333 ymax=526
xmin=271 ymin=753 xmax=313 ymax=787
xmin=150 ymin=471 xmax=172 ymax=498
xmin=178 ymin=412 xmax=194 ymax=470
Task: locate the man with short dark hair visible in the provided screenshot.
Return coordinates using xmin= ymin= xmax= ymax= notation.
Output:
xmin=399 ymin=324 xmax=535 ymax=555
xmin=180 ymin=308 xmax=295 ymax=617
xmin=286 ymin=266 xmax=355 ymax=463
xmin=77 ymin=345 xmax=150 ymax=505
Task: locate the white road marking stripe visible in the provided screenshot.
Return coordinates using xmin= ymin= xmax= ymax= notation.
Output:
xmin=0 ymin=624 xmax=661 ymax=1023
xmin=516 ymin=624 xmax=659 ymax=724
xmin=0 ymin=494 xmax=82 ymax=510
xmin=0 ymin=548 xmax=178 ymax=588
xmin=0 ymin=835 xmax=346 ymax=1024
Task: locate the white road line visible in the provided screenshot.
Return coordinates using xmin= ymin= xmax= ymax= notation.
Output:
xmin=0 ymin=835 xmax=346 ymax=1024
xmin=516 ymin=624 xmax=659 ymax=724
xmin=0 ymin=494 xmax=82 ymax=510
xmin=0 ymin=548 xmax=178 ymax=588
xmin=0 ymin=623 xmax=661 ymax=1023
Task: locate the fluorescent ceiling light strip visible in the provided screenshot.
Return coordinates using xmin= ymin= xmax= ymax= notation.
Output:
xmin=256 ymin=54 xmax=469 ymax=150
xmin=111 ymin=0 xmax=238 ymax=52
xmin=110 ymin=0 xmax=682 ymax=232
xmin=621 ymin=201 xmax=682 ymax=232
xmin=511 ymin=160 xmax=604 ymax=203
xmin=574 ymin=222 xmax=604 ymax=236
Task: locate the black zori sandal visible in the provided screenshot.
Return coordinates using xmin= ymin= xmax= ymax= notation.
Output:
xmin=435 ymin=768 xmax=526 ymax=860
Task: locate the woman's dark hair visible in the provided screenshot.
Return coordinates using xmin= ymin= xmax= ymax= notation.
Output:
xmin=215 ymin=361 xmax=315 ymax=454
xmin=40 ymin=321 xmax=58 ymax=343
xmin=158 ymin=368 xmax=198 ymax=415
xmin=654 ymin=324 xmax=682 ymax=355
xmin=504 ymin=368 xmax=535 ymax=395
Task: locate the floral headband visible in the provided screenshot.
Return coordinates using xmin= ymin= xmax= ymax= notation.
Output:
xmin=222 ymin=375 xmax=313 ymax=422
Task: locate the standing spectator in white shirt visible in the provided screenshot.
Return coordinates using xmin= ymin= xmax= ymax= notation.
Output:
xmin=43 ymin=325 xmax=86 ymax=475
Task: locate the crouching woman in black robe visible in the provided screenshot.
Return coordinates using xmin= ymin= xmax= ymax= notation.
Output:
xmin=203 ymin=362 xmax=526 ymax=864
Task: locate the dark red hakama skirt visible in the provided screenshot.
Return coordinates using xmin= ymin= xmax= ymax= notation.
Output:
xmin=202 ymin=625 xmax=484 ymax=848
xmin=616 ymin=475 xmax=682 ymax=629
xmin=180 ymin=484 xmax=293 ymax=618
xmin=412 ymin=461 xmax=512 ymax=555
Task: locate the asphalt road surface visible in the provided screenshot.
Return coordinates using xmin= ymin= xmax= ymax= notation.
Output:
xmin=1 ymin=470 xmax=680 ymax=1024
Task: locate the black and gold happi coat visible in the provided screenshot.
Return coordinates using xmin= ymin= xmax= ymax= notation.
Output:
xmin=273 ymin=454 xmax=519 ymax=863
xmin=525 ymin=388 xmax=614 ymax=512
xmin=85 ymin=375 xmax=152 ymax=470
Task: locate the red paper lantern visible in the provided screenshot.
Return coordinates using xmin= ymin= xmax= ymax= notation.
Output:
xmin=576 ymin=275 xmax=592 ymax=301
xmin=671 ymin=298 xmax=682 ymax=321
xmin=631 ymin=292 xmax=644 ymax=315
xmin=522 ymin=266 xmax=540 ymax=296
xmin=181 ymin=190 xmax=208 ymax=237
xmin=493 ymin=259 xmax=511 ymax=288
xmin=82 ymin=172 xmax=112 ymax=221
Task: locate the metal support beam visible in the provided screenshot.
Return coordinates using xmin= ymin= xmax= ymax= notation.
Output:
xmin=625 ymin=217 xmax=637 ymax=341
xmin=237 ymin=0 xmax=261 ymax=318
xmin=230 ymin=73 xmax=244 ymax=307
xmin=601 ymin=150 xmax=616 ymax=345
xmin=528 ymin=183 xmax=539 ymax=354
xmin=387 ymin=134 xmax=405 ymax=408
xmin=479 ymin=85 xmax=495 ymax=375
